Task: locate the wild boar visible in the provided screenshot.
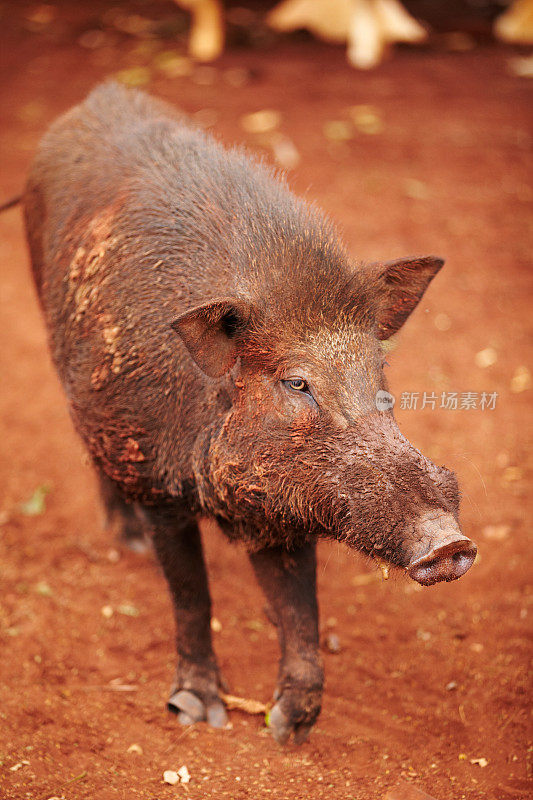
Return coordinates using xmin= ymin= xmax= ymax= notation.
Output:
xmin=23 ymin=82 xmax=476 ymax=744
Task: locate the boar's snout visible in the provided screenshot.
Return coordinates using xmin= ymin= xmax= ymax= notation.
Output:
xmin=406 ymin=512 xmax=477 ymax=586
xmin=408 ymin=538 xmax=477 ymax=586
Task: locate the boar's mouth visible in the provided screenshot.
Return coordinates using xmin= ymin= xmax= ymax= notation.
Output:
xmin=342 ymin=504 xmax=477 ymax=586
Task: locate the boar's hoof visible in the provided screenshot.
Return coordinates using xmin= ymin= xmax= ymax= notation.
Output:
xmin=167 ymin=689 xmax=228 ymax=728
xmin=168 ymin=689 xmax=204 ymax=721
xmin=408 ymin=538 xmax=477 ymax=586
xmin=268 ymin=703 xmax=316 ymax=745
xmin=206 ymin=702 xmax=229 ymax=728
xmin=267 ymin=681 xmax=322 ymax=745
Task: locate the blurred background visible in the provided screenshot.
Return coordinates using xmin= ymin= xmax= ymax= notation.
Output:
xmin=0 ymin=2 xmax=531 ymax=799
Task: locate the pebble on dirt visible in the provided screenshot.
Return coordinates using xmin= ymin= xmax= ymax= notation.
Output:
xmin=35 ymin=581 xmax=53 ymax=596
xmin=510 ymin=365 xmax=531 ymax=392
xmin=434 ymin=312 xmax=451 ymax=331
xmin=163 ymin=766 xmax=191 ymax=784
xmin=475 ymin=347 xmax=497 ymax=368
xmin=347 ymin=104 xmax=384 ymax=135
xmin=482 ymin=524 xmax=510 ymax=541
xmin=117 ymin=603 xmax=139 ymax=617
xmin=269 ymin=133 xmax=300 ymax=169
xmin=323 ymin=119 xmax=353 ymax=142
xmin=323 ymin=632 xmax=341 ymax=654
xmin=115 ymin=66 xmax=151 ymax=87
xmin=240 ymin=109 xmax=281 ymax=134
xmin=9 ymin=760 xmax=30 ymax=771
xmin=403 ymin=178 xmax=429 ymax=200
xmin=153 ymin=51 xmax=192 ymax=78
xmin=163 ymin=770 xmax=180 ymax=785
xmin=19 ymin=484 xmax=51 ymax=516
xmin=177 ymin=765 xmax=191 ymax=784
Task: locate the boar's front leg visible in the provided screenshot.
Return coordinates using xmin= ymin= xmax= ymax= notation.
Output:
xmin=146 ymin=505 xmax=228 ymax=728
xmin=249 ymin=541 xmax=323 ymax=744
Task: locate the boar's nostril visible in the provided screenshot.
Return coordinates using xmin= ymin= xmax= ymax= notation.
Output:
xmin=407 ymin=538 xmax=477 ymax=586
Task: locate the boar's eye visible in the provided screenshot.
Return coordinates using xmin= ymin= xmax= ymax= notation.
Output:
xmin=283 ymin=378 xmax=312 ymax=396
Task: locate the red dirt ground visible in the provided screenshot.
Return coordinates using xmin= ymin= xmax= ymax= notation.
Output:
xmin=0 ymin=3 xmax=531 ymax=799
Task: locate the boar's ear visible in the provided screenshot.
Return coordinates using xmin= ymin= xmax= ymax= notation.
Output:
xmin=372 ymin=255 xmax=444 ymax=340
xmin=171 ymin=298 xmax=253 ymax=378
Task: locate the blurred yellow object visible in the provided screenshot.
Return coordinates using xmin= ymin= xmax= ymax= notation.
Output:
xmin=494 ymin=0 xmax=533 ymax=45
xmin=269 ymin=0 xmax=427 ymax=69
xmin=268 ymin=0 xmax=353 ymax=42
xmin=174 ymin=0 xmax=224 ymax=61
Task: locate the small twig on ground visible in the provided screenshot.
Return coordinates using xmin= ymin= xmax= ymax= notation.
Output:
xmin=220 ymin=692 xmax=269 ymax=715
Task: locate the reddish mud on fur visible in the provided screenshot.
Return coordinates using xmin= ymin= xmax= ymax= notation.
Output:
xmin=23 ymin=82 xmax=476 ymax=744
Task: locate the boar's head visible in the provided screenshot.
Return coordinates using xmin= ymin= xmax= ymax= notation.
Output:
xmin=172 ymin=239 xmax=476 ymax=586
